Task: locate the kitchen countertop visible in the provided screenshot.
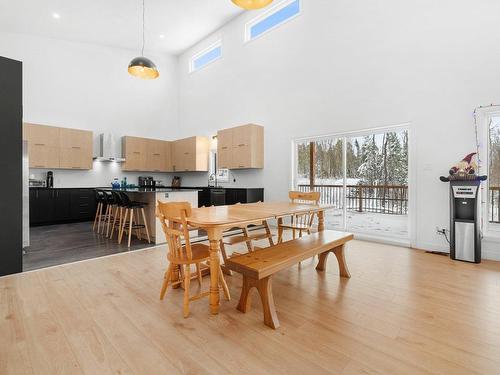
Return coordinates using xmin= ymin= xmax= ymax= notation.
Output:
xmin=99 ymin=187 xmax=202 ymax=193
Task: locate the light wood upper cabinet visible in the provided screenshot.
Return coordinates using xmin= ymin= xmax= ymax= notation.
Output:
xmin=217 ymin=124 xmax=264 ymax=170
xmin=172 ymin=136 xmax=209 ymax=172
xmin=147 ymin=139 xmax=172 ymax=172
xmin=217 ymin=128 xmax=233 ymax=169
xmin=59 ymin=128 xmax=93 ymax=170
xmin=24 ymin=123 xmax=93 ymax=170
xmin=122 ymin=136 xmax=148 ymax=171
xmin=122 ymin=136 xmax=173 ymax=172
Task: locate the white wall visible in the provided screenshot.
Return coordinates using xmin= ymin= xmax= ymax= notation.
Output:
xmin=0 ymin=31 xmax=178 ymax=187
xmin=176 ymin=0 xmax=500 ymax=258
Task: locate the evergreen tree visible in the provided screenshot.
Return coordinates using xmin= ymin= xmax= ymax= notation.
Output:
xmin=357 ymin=135 xmax=381 ymax=185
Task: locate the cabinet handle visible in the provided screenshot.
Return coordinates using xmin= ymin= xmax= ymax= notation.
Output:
xmin=133 ymin=152 xmax=141 ymax=154
xmin=238 ymin=144 xmax=245 ymax=147
xmin=184 ymin=152 xmax=189 ymax=155
xmin=221 ymin=146 xmax=228 ymax=150
xmin=34 ymin=143 xmax=45 ymax=146
xmin=34 ymin=165 xmax=45 ymax=168
xmin=71 ymin=166 xmax=80 ymax=169
xmin=239 ymin=165 xmax=245 ymax=168
xmin=72 ymin=146 xmax=81 ymax=149
xmin=153 ymin=153 xmax=161 ymax=156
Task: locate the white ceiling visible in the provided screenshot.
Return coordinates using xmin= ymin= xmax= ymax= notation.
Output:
xmin=0 ymin=0 xmax=244 ymax=55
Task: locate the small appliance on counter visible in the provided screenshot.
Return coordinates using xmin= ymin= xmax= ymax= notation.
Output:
xmin=138 ymin=176 xmax=156 ymax=188
xmin=171 ymin=176 xmax=181 ymax=188
xmin=111 ymin=178 xmax=121 ymax=189
xmin=29 ymin=179 xmax=46 ymax=187
xmin=46 ymin=171 xmax=54 ymax=188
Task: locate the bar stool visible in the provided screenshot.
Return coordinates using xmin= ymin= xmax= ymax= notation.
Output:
xmin=118 ymin=192 xmax=151 ymax=247
xmin=109 ymin=191 xmax=126 ymax=240
xmin=93 ymin=190 xmax=107 ymax=233
xmin=101 ymin=191 xmax=118 ymax=237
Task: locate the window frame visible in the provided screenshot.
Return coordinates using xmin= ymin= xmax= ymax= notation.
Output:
xmin=189 ymin=40 xmax=222 ymax=73
xmin=244 ymin=0 xmax=301 ymax=43
xmin=477 ymin=107 xmax=500 ymax=237
xmin=291 ymin=123 xmax=415 ymax=246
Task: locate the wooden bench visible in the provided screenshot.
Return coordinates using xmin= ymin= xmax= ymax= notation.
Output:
xmin=225 ymin=230 xmax=354 ymax=329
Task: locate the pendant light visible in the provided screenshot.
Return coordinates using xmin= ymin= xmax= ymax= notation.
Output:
xmin=231 ymin=0 xmax=274 ymax=10
xmin=128 ymin=0 xmax=159 ymax=79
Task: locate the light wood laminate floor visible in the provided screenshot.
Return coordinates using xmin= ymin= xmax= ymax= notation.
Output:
xmin=2 ymin=237 xmax=500 ymax=374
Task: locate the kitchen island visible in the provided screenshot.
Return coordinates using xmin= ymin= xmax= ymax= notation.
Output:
xmin=101 ymin=188 xmax=199 ymax=244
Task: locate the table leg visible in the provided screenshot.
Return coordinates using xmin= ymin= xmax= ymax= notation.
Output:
xmin=207 ymin=227 xmax=223 ymax=314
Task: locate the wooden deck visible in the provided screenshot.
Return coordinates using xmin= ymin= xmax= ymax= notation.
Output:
xmin=2 ymin=238 xmax=500 ymax=374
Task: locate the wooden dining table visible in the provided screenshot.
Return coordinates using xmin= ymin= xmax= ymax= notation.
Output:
xmin=187 ymin=201 xmax=335 ymax=314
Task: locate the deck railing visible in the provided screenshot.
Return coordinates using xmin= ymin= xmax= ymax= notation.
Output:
xmin=491 ymin=187 xmax=500 ymax=223
xmin=297 ymin=184 xmax=408 ymax=215
xmin=298 ymin=184 xmax=500 ymax=221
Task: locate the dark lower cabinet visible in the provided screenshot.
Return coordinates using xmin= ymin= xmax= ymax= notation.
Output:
xmin=30 ymin=188 xmax=97 ymax=226
xmin=196 ymin=187 xmax=264 ymax=207
xmin=70 ymin=189 xmax=97 ymax=220
xmin=54 ymin=189 xmax=71 ymax=221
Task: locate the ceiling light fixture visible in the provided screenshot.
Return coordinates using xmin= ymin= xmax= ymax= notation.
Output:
xmin=52 ymin=12 xmax=61 ymax=19
xmin=159 ymin=34 xmax=165 ymax=39
xmin=231 ymin=0 xmax=274 ymax=10
xmin=128 ymin=0 xmax=159 ymax=79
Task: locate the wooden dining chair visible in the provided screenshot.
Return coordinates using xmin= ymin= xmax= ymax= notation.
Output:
xmin=278 ymin=191 xmax=321 ymax=243
xmin=157 ymin=201 xmax=230 ymax=318
xmin=218 ymin=203 xmax=275 ymax=269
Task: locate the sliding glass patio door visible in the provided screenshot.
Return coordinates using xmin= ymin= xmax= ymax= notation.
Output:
xmin=293 ymin=126 xmax=409 ymax=240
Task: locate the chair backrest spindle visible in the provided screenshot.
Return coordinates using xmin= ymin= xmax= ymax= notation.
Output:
xmin=157 ymin=201 xmax=194 ymax=262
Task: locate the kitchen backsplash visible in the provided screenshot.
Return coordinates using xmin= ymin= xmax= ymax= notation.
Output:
xmin=29 ymin=162 xmax=264 ymax=189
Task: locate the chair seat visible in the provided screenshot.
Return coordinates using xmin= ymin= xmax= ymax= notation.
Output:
xmin=167 ymin=243 xmax=210 ymax=264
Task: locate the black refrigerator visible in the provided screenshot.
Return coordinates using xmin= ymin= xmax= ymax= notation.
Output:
xmin=0 ymin=56 xmax=23 ymax=276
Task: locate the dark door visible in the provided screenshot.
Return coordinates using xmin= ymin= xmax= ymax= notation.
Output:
xmin=0 ymin=56 xmax=22 ymax=276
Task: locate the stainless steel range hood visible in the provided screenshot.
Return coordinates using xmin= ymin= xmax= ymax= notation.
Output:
xmin=93 ymin=133 xmax=125 ymax=162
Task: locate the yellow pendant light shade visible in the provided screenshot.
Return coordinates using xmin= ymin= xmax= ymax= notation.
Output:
xmin=232 ymin=0 xmax=274 ymax=10
xmin=128 ymin=57 xmax=160 ymax=79
xmin=128 ymin=0 xmax=159 ymax=80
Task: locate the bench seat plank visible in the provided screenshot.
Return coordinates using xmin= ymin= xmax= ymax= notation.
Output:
xmin=225 ymin=230 xmax=353 ymax=280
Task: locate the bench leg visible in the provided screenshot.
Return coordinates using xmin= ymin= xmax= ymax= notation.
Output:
xmin=316 ymin=251 xmax=330 ymax=272
xmin=237 ymin=276 xmax=253 ymax=313
xmin=237 ymin=275 xmax=280 ymax=329
xmin=333 ymin=244 xmax=351 ymax=278
xmin=316 ymin=244 xmax=351 ymax=278
xmin=258 ymin=277 xmax=280 ymax=329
